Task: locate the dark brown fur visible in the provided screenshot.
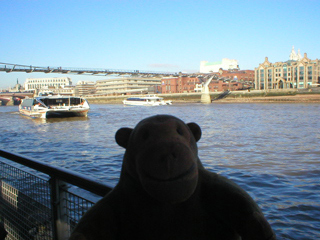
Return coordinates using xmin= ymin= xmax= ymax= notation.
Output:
xmin=70 ymin=115 xmax=276 ymax=240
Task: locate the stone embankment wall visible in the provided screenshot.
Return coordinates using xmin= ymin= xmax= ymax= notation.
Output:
xmin=85 ymin=89 xmax=320 ymax=104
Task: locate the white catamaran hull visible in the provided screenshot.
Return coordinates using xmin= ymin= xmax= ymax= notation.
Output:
xmin=123 ymin=100 xmax=166 ymax=106
xmin=19 ymin=107 xmax=89 ymax=118
xmin=123 ymin=95 xmax=172 ymax=106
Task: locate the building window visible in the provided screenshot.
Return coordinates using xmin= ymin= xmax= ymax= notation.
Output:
xmin=299 ymin=66 xmax=304 ymax=75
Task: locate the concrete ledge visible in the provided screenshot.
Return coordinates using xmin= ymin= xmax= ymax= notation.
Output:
xmin=84 ymin=90 xmax=320 ymax=104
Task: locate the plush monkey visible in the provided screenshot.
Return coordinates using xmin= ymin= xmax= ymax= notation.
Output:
xmin=70 ymin=115 xmax=276 ymax=240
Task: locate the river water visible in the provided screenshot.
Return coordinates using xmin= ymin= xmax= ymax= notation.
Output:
xmin=0 ymin=103 xmax=319 ymax=239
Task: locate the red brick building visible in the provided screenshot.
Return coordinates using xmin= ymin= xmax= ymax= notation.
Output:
xmin=207 ymin=80 xmax=246 ymax=92
xmin=218 ymin=69 xmax=254 ymax=82
xmin=161 ymin=75 xmax=249 ymax=94
xmin=161 ymin=76 xmax=199 ymax=94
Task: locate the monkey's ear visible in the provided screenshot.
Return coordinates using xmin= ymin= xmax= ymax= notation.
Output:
xmin=187 ymin=122 xmax=201 ymax=142
xmin=115 ymin=128 xmax=133 ymax=148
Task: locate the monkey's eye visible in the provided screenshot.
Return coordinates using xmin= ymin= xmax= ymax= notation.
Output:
xmin=177 ymin=127 xmax=184 ymax=136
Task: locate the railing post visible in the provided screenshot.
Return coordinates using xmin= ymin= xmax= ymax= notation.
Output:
xmin=50 ymin=176 xmax=70 ymax=240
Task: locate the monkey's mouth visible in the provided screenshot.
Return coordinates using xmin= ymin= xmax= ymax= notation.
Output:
xmin=140 ymin=162 xmax=198 ymax=203
xmin=143 ymin=163 xmax=197 ymax=182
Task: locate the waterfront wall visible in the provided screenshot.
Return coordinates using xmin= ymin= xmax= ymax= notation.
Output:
xmin=85 ymin=89 xmax=320 ymax=104
xmin=85 ymin=92 xmax=206 ymax=104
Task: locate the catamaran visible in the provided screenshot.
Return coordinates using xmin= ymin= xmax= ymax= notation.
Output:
xmin=123 ymin=95 xmax=172 ymax=106
xmin=19 ymin=91 xmax=90 ymax=118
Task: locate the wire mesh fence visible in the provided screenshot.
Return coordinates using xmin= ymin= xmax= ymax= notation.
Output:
xmin=0 ymin=160 xmax=96 ymax=240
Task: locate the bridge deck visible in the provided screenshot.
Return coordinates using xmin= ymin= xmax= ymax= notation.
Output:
xmin=0 ymin=62 xmax=189 ymax=77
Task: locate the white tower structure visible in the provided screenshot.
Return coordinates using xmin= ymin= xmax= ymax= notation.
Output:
xmin=200 ymin=76 xmax=214 ymax=103
xmin=289 ymin=46 xmax=302 ymax=61
xmin=200 ymin=58 xmax=238 ymax=73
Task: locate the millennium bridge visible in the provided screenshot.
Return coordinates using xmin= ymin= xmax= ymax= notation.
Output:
xmin=0 ymin=62 xmax=203 ymax=78
xmin=0 ymin=62 xmax=217 ymax=105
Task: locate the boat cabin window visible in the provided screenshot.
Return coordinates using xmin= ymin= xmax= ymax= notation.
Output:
xmin=21 ymin=99 xmax=34 ymax=107
xmin=70 ymin=98 xmax=82 ymax=105
xmin=127 ymin=98 xmax=144 ymax=101
xmin=40 ymin=98 xmax=68 ymax=106
xmin=39 ymin=97 xmax=82 ymax=106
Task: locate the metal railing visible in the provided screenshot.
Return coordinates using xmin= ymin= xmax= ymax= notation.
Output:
xmin=0 ymin=149 xmax=113 ymax=240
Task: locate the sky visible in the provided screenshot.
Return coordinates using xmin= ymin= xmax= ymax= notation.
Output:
xmin=1 ymin=0 xmax=320 ymax=89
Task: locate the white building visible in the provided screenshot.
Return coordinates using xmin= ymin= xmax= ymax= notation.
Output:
xmin=75 ymin=81 xmax=96 ymax=96
xmin=95 ymin=77 xmax=161 ymax=95
xmin=255 ymin=47 xmax=320 ymax=90
xmin=24 ymin=77 xmax=72 ymax=90
xmin=200 ymin=58 xmax=239 ymax=73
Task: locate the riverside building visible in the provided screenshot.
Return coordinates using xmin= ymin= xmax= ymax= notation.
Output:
xmin=24 ymin=77 xmax=72 ymax=90
xmin=23 ymin=77 xmax=75 ymax=96
xmin=75 ymin=81 xmax=96 ymax=96
xmin=95 ymin=77 xmax=161 ymax=95
xmin=217 ymin=69 xmax=254 ymax=83
xmin=161 ymin=76 xmax=247 ymax=93
xmin=255 ymin=47 xmax=320 ymax=90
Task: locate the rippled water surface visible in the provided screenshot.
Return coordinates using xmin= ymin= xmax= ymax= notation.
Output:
xmin=1 ymin=103 xmax=319 ymax=239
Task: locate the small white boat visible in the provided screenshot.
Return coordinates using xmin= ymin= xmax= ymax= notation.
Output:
xmin=19 ymin=92 xmax=90 ymax=118
xmin=123 ymin=95 xmax=172 ymax=106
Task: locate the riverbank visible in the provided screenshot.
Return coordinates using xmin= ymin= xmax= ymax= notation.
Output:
xmin=85 ymin=90 xmax=320 ymax=104
xmin=214 ymin=94 xmax=320 ymax=103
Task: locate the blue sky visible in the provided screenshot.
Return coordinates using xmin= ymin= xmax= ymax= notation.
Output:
xmin=1 ymin=0 xmax=319 ymax=89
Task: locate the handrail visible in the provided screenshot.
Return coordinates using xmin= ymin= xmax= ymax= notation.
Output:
xmin=0 ymin=149 xmax=113 ymax=197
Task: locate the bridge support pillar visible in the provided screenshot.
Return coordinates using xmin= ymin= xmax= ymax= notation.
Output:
xmin=201 ymin=86 xmax=211 ymax=104
xmin=7 ymin=98 xmax=14 ymax=106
